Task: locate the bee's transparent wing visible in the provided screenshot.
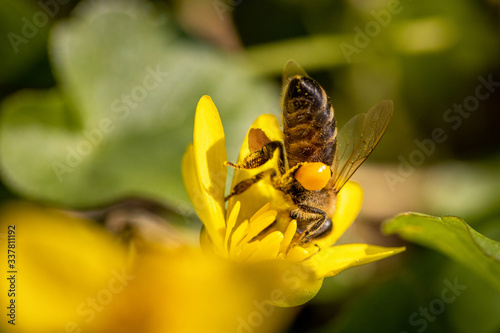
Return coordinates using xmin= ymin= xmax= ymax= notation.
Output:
xmin=282 ymin=60 xmax=308 ymax=85
xmin=332 ymin=100 xmax=393 ymax=192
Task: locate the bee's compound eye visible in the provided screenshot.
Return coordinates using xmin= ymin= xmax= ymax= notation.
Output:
xmin=295 ymin=162 xmax=331 ymax=191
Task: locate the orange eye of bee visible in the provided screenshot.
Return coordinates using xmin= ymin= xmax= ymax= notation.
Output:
xmin=295 ymin=162 xmax=331 ymax=191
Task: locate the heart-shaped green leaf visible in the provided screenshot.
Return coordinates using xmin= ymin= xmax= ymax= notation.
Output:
xmin=0 ymin=0 xmax=277 ymax=208
xmin=383 ymin=213 xmax=500 ymax=292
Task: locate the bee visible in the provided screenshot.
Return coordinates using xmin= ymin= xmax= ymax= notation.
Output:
xmin=225 ymin=61 xmax=393 ymax=245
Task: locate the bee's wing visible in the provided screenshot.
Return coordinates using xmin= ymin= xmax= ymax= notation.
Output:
xmin=282 ymin=60 xmax=308 ymax=85
xmin=332 ymin=100 xmax=393 ymax=192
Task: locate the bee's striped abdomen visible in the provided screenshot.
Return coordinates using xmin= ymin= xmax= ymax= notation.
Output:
xmin=282 ymin=76 xmax=337 ymax=168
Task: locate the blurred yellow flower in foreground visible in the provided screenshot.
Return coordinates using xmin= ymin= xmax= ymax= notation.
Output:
xmin=0 ymin=202 xmax=291 ymax=333
xmin=0 ymin=202 xmax=127 ymax=333
xmin=182 ymin=96 xmax=405 ymax=306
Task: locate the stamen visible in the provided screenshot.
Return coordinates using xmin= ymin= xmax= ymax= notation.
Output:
xmin=280 ymin=220 xmax=298 ymax=255
xmin=225 ymin=201 xmax=241 ymax=254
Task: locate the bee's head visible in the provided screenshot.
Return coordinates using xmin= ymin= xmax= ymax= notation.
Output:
xmin=294 ymin=162 xmax=331 ymax=191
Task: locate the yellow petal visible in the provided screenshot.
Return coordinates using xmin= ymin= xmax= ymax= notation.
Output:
xmin=199 ymin=227 xmax=215 ymax=254
xmin=305 ymin=243 xmax=405 ymax=278
xmin=191 ymin=96 xmax=227 ymax=249
xmin=183 ymin=145 xmax=223 ymax=255
xmin=181 ymin=144 xmax=198 ymax=201
xmin=250 ymin=260 xmax=323 ymax=307
xmin=315 ymin=181 xmax=364 ymax=248
xmin=227 ymin=114 xmax=284 ymax=224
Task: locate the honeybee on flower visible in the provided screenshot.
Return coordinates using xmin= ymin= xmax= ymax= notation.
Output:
xmin=182 ymin=61 xmax=403 ymax=306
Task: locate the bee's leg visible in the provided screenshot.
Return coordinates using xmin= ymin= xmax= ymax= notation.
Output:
xmin=225 ymin=169 xmax=276 ymax=201
xmin=225 ymin=141 xmax=285 ymax=173
xmin=311 ymin=217 xmax=333 ymax=239
xmin=291 ymin=204 xmax=331 ymax=244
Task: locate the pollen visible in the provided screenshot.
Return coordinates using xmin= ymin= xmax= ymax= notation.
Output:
xmin=295 ymin=162 xmax=331 ymax=191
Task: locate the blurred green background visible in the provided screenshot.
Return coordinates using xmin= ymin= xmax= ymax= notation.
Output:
xmin=1 ymin=0 xmax=499 ymax=332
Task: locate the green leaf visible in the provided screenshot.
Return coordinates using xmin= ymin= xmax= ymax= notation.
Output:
xmin=0 ymin=0 xmax=277 ymax=208
xmin=383 ymin=213 xmax=500 ymax=292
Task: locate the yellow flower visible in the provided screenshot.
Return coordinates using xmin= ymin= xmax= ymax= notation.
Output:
xmin=0 ymin=202 xmax=290 ymax=333
xmin=182 ymin=96 xmax=405 ymax=306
